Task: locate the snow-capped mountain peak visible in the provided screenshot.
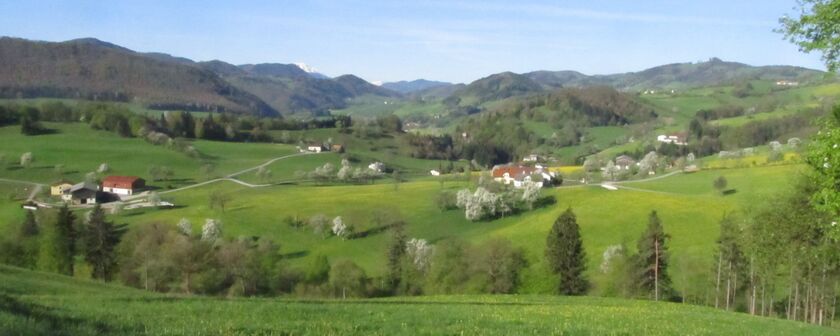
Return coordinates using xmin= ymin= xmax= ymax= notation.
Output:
xmin=294 ymin=62 xmax=318 ymax=73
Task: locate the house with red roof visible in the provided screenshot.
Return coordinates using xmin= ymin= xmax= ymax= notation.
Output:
xmin=491 ymin=164 xmax=555 ymax=188
xmin=101 ymin=176 xmax=146 ymax=196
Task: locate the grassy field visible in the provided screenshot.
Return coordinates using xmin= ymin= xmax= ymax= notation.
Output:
xmin=74 ymin=164 xmax=799 ymax=297
xmin=0 ymin=117 xmax=808 ymax=297
xmin=0 ymin=123 xmax=296 ymax=187
xmin=0 ymin=265 xmax=833 ymax=335
xmin=269 ymin=128 xmax=459 ymax=175
xmin=0 ymin=98 xmax=213 ymax=118
xmin=0 ymin=161 xmax=802 ymax=295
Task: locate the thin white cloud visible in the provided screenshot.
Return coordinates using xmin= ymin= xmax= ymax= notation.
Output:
xmin=417 ymin=1 xmax=773 ymax=27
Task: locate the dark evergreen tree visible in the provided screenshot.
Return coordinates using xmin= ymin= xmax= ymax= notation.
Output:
xmin=635 ymin=210 xmax=673 ymax=301
xmin=54 ymin=204 xmax=77 ymax=276
xmin=545 ymin=208 xmax=589 ymax=295
xmin=83 ymin=204 xmax=127 ymax=281
xmin=20 ymin=210 xmax=39 ymax=237
xmin=181 ymin=112 xmax=196 ymax=138
xmin=385 ymin=221 xmax=407 ymax=291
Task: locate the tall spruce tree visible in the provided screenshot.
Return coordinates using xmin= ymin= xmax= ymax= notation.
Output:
xmin=83 ymin=204 xmax=127 ymax=281
xmin=385 ymin=221 xmax=407 ymax=291
xmin=53 ymin=204 xmax=77 ymax=275
xmin=20 ymin=210 xmax=39 ymax=237
xmin=635 ymin=210 xmax=672 ymax=301
xmin=545 ymin=208 xmax=589 ymax=295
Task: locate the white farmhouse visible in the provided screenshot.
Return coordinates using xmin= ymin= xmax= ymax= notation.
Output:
xmin=656 ymin=134 xmax=687 ymax=146
xmin=101 ymin=176 xmax=146 ymax=196
xmin=307 ymin=144 xmax=324 ymax=153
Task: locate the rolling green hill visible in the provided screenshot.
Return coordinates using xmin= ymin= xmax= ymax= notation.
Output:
xmin=448 ymin=72 xmax=544 ymax=106
xmin=525 ymin=57 xmax=825 ymax=91
xmin=0 ymin=37 xmax=277 ymax=116
xmin=0 ymin=264 xmax=833 ymax=335
xmin=381 ymin=79 xmax=453 ymax=94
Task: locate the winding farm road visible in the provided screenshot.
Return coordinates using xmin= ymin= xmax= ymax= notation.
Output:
xmin=155 ymin=152 xmax=318 ymax=195
xmin=556 ymin=170 xmax=683 ymax=191
xmin=0 ymin=152 xmax=321 ymax=208
xmin=0 ymin=178 xmax=46 ymax=201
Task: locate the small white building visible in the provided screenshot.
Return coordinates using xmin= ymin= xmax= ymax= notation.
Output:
xmin=430 ymin=170 xmax=441 ymax=176
xmin=307 ymin=144 xmax=324 ymax=153
xmin=775 ymin=80 xmax=799 ymax=87
xmin=656 ymin=134 xmax=686 ymax=146
xmin=523 ymin=154 xmax=539 ymax=162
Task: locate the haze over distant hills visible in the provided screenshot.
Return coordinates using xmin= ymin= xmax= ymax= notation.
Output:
xmin=381 ymin=79 xmax=454 ymax=94
xmin=0 ymin=37 xmax=826 ymax=117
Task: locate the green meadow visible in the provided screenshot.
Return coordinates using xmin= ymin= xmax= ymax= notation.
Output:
xmin=0 ymin=123 xmax=295 ymax=187
xmin=89 ymin=164 xmax=801 ymax=295
xmin=0 ymin=265 xmax=833 ymax=336
xmin=0 ymin=120 xmax=805 ymax=297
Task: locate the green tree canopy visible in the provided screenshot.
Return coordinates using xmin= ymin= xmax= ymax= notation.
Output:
xmin=545 ymin=208 xmax=589 ymax=295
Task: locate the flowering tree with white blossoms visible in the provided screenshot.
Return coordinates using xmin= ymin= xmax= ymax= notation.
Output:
xmin=405 ymin=238 xmax=434 ymax=272
xmin=332 ymin=216 xmax=351 ymax=239
xmin=638 ymin=151 xmax=659 ymax=175
xmin=602 ymin=160 xmax=620 ymax=181
xmin=520 ymin=181 xmax=542 ymax=209
xmin=201 ymin=219 xmax=223 ymax=242
xmin=177 ymin=218 xmax=192 ymax=236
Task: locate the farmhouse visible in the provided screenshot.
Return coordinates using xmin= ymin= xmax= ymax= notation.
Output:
xmin=101 ymin=176 xmax=145 ymax=196
xmin=615 ymin=155 xmax=637 ymax=170
xmin=50 ymin=180 xmax=73 ymax=196
xmin=523 ymin=154 xmax=539 ymax=162
xmin=63 ymin=182 xmax=98 ymax=205
xmin=306 ymin=144 xmax=325 ymax=153
xmin=656 ymin=134 xmax=687 ymax=146
xmin=492 ymin=164 xmax=555 ymax=188
xmin=430 ymin=170 xmax=441 ymax=176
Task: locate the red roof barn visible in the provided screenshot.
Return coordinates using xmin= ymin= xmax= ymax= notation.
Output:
xmin=101 ymin=176 xmax=146 ymax=196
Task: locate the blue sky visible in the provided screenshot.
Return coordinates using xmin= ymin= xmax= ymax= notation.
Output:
xmin=0 ymin=0 xmax=825 ymax=83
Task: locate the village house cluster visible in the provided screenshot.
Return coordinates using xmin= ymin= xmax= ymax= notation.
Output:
xmin=302 ymin=143 xmax=344 ymax=153
xmin=490 ymin=154 xmax=557 ymax=188
xmin=49 ymin=176 xmax=146 ymax=205
xmin=656 ymin=133 xmax=687 ymax=146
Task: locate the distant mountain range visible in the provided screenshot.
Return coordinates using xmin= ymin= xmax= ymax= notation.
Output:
xmin=0 ymin=37 xmax=401 ymax=117
xmin=0 ymin=37 xmax=278 ymax=116
xmin=0 ymin=37 xmax=826 ymax=117
xmin=523 ymin=57 xmax=824 ymax=91
xmin=381 ymin=79 xmax=453 ymax=94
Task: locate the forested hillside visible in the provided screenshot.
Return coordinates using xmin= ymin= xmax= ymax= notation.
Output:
xmin=0 ymin=37 xmax=277 ymax=116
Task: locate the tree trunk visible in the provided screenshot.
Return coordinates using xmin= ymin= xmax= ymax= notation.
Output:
xmin=185 ymin=272 xmax=192 ymax=294
xmin=725 ymin=260 xmax=732 ymax=311
xmin=654 ymin=239 xmax=660 ymax=302
xmin=805 ymin=281 xmax=811 ymax=323
xmin=793 ymin=282 xmax=800 ymax=321
xmin=715 ymin=253 xmax=722 ymax=309
xmin=749 ymin=257 xmax=756 ymax=315
xmin=143 ymin=264 xmax=149 ymax=291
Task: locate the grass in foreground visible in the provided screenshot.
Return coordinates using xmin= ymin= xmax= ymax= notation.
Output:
xmin=0 ymin=265 xmax=833 ymax=336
